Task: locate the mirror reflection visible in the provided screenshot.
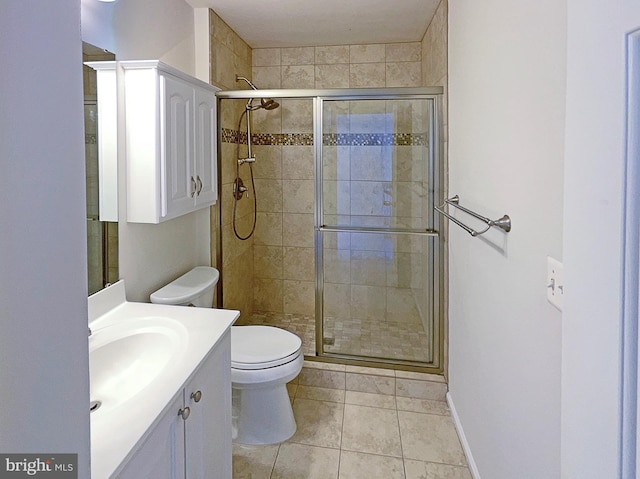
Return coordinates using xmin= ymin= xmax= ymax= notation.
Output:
xmin=83 ymin=42 xmax=118 ymax=295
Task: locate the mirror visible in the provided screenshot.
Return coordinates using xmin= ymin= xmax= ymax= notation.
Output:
xmin=83 ymin=42 xmax=118 ymax=295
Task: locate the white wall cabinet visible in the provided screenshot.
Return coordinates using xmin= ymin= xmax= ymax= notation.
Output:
xmin=116 ymin=330 xmax=231 ymax=479
xmin=122 ymin=60 xmax=219 ymax=223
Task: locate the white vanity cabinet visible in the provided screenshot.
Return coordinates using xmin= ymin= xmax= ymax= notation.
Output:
xmin=116 ymin=331 xmax=232 ymax=479
xmin=122 ymin=60 xmax=219 ymax=223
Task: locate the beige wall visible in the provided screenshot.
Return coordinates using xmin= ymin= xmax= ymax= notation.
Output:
xmin=252 ymin=43 xmax=423 ymax=89
xmin=210 ymin=10 xmax=255 ymax=317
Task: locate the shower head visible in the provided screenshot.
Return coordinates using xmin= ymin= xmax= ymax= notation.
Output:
xmin=236 ymin=75 xmax=280 ymax=111
xmin=260 ymin=98 xmax=279 ymax=110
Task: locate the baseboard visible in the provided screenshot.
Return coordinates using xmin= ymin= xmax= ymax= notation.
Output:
xmin=446 ymin=392 xmax=481 ymax=479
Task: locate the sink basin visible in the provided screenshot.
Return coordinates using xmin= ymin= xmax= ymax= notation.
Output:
xmin=89 ymin=317 xmax=188 ymax=416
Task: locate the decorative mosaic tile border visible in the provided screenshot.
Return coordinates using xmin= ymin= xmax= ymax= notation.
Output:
xmin=221 ymin=129 xmax=428 ymax=147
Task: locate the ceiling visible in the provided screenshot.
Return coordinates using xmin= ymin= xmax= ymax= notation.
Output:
xmin=185 ymin=0 xmax=440 ymax=48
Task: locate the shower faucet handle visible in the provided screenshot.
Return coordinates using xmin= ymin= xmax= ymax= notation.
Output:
xmin=238 ymin=157 xmax=256 ymax=166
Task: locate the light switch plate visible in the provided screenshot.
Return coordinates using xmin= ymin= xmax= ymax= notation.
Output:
xmin=547 ymin=256 xmax=564 ymax=311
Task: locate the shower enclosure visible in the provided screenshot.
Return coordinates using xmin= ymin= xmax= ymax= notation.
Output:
xmin=217 ymin=87 xmax=443 ymax=370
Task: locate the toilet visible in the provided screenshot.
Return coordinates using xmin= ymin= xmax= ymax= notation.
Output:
xmin=150 ymin=266 xmax=303 ymax=445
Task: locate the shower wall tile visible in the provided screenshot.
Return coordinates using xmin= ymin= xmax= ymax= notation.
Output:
xmin=282 ymin=146 xmax=314 ymax=180
xmin=351 ymin=250 xmax=387 ymax=287
xmin=386 ymin=62 xmax=422 ymax=87
xmin=282 ymin=213 xmax=314 ymax=247
xmin=252 ymin=66 xmax=282 ymax=88
xmin=282 ymin=179 xmax=314 ymax=214
xmin=255 ymin=212 xmax=283 ymax=246
xmin=386 ymin=42 xmax=421 ymax=63
xmin=252 ymin=145 xmax=283 ymax=179
xmin=283 ymin=247 xmax=315 ymax=281
xmin=254 ymin=178 xmax=283 ymax=212
xmin=323 ymin=248 xmax=351 ymax=284
xmin=254 ymin=245 xmax=283 ymax=279
xmin=281 ymin=47 xmax=315 ymax=65
xmin=350 ymin=285 xmax=387 ymax=320
xmin=322 ymin=146 xmax=351 ymax=180
xmin=252 ymin=107 xmax=282 ymax=135
xmin=254 ymin=278 xmax=284 ymax=312
xmin=283 ymin=280 xmax=315 ymax=315
xmin=315 ymin=64 xmax=350 ymax=88
xmin=315 ymin=45 xmax=350 ymax=65
xmin=281 ymin=99 xmax=314 ymax=133
xmin=349 ymin=63 xmax=386 ymax=88
xmin=350 ymin=44 xmax=386 ymax=64
xmin=324 ymin=282 xmax=351 ymax=317
xmin=282 ymin=65 xmax=315 ymax=88
xmin=252 ymin=48 xmax=281 ymax=66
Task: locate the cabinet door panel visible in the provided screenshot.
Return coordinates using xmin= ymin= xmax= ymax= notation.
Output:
xmin=185 ymin=331 xmax=232 ymax=479
xmin=162 ymin=74 xmax=196 ymax=219
xmin=194 ymin=86 xmax=217 ymax=206
xmin=116 ymin=393 xmax=185 ymax=479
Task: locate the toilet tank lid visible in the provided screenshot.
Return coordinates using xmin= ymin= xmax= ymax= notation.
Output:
xmin=150 ymin=266 xmax=219 ymax=305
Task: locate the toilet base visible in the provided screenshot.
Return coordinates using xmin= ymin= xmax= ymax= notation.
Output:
xmin=232 ymin=383 xmax=296 ymax=445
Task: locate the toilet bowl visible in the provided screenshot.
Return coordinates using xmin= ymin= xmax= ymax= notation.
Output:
xmin=150 ymin=266 xmax=303 ymax=445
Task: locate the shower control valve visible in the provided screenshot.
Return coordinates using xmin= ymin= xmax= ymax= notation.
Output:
xmin=238 ymin=157 xmax=256 ymax=166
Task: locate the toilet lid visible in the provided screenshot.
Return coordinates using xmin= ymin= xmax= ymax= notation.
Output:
xmin=231 ymin=326 xmax=302 ymax=370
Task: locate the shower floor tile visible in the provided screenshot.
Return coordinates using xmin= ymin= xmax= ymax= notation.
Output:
xmin=240 ymin=310 xmax=432 ymax=363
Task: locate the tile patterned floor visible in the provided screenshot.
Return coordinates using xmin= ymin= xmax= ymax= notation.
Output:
xmin=232 ymin=362 xmax=472 ymax=479
xmin=241 ymin=311 xmax=431 ymax=363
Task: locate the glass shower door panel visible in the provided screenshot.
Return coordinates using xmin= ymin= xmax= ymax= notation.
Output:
xmin=319 ymin=97 xmax=436 ymax=365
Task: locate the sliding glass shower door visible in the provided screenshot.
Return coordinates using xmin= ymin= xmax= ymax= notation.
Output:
xmin=315 ymin=96 xmax=441 ymax=367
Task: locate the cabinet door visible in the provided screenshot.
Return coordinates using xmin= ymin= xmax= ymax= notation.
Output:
xmin=185 ymin=331 xmax=232 ymax=479
xmin=161 ymin=73 xmax=196 ymax=219
xmin=116 ymin=392 xmax=186 ymax=479
xmin=193 ymin=85 xmax=217 ymax=206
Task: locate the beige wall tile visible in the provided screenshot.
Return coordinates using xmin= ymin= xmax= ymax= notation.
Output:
xmin=386 ymin=62 xmax=422 ymax=87
xmin=282 ymin=65 xmax=315 ymax=88
xmin=323 ymin=248 xmax=351 ymax=284
xmin=386 ymin=42 xmax=421 ymax=62
xmin=252 ymin=66 xmax=282 ymax=88
xmin=255 ymin=212 xmax=283 ymax=246
xmin=349 ymin=63 xmax=386 ymax=88
xmin=314 ymin=64 xmax=350 ymax=88
xmin=283 ymin=213 xmax=314 ymax=247
xmin=283 ymin=247 xmax=315 ymax=281
xmin=253 ymin=245 xmax=283 ymax=279
xmin=283 ymin=279 xmax=315 ymax=315
xmin=253 ymin=277 xmax=283 ymax=312
xmin=252 ymin=145 xmax=283 ymax=179
xmin=282 ymin=145 xmax=314 ymax=180
xmin=254 ymin=178 xmax=283 ymax=212
xmin=350 ymin=44 xmax=386 ymax=63
xmin=350 ymin=285 xmax=386 ymax=319
xmin=281 ymin=99 xmax=313 ymax=133
xmin=281 ymin=46 xmax=315 ymax=65
xmin=252 ymin=48 xmax=281 ymax=66
xmin=282 ymin=179 xmax=314 ymax=214
xmin=323 ymin=282 xmax=351 ymax=318
xmin=351 ymin=250 xmax=387 ymax=287
xmin=315 ymin=45 xmax=350 ymax=64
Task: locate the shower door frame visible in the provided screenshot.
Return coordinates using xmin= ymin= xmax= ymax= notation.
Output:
xmin=216 ymin=87 xmax=444 ymax=372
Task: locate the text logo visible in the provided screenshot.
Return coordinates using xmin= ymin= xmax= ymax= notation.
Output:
xmin=0 ymin=455 xmax=77 ymax=478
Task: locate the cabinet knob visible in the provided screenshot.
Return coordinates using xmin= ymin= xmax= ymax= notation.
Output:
xmin=191 ymin=390 xmax=202 ymax=403
xmin=178 ymin=406 xmax=191 ymax=420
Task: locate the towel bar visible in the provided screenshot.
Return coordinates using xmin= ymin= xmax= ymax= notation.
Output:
xmin=434 ymin=195 xmax=511 ymax=237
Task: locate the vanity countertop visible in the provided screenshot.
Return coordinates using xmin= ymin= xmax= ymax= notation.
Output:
xmin=88 ymin=281 xmax=238 ymax=478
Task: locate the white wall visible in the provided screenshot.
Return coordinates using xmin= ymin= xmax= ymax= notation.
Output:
xmin=81 ymin=0 xmax=211 ymax=302
xmin=0 ymin=1 xmax=91 ymax=475
xmin=448 ymin=1 xmax=566 ymax=477
xmin=562 ymin=1 xmax=640 ymax=477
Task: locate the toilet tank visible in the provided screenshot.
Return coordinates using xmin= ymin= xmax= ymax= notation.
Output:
xmin=150 ymin=266 xmax=219 ymax=308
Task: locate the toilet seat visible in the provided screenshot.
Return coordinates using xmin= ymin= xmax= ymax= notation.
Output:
xmin=231 ymin=326 xmax=302 ymax=370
